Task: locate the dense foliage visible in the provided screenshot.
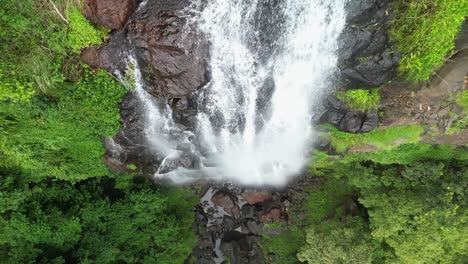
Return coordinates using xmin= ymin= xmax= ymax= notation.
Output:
xmin=0 ymin=172 xmax=197 ymax=264
xmin=390 ymin=0 xmax=467 ymax=81
xmin=298 ymin=217 xmax=377 ymax=264
xmin=300 ymin=143 xmax=468 ymax=264
xmin=0 ymin=1 xmax=197 ymax=263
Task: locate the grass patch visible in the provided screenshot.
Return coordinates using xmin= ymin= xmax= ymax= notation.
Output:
xmin=390 ymin=0 xmax=468 ymax=81
xmin=0 ymin=0 xmax=108 ymax=100
xmin=323 ymin=124 xmax=424 ymax=152
xmin=260 ymin=229 xmax=305 ymax=264
xmin=336 ymin=88 xmax=380 ymax=112
xmin=346 ymin=143 xmax=468 ymax=165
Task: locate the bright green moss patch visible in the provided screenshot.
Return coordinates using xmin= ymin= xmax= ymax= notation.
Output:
xmin=336 ymin=88 xmax=380 ymax=112
xmin=66 ymin=7 xmax=109 ymax=53
xmin=390 ymin=0 xmax=468 ymax=81
xmin=323 ymin=124 xmax=424 ymax=152
xmin=346 ymin=143 xmax=468 ymax=165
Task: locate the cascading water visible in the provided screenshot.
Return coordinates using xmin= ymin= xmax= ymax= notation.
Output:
xmin=128 ymin=0 xmax=347 ymax=185
xmin=194 ymin=0 xmax=347 ymax=185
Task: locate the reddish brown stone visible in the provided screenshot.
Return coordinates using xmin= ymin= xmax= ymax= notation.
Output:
xmin=241 ymin=191 xmax=272 ymax=205
xmin=261 ymin=208 xmax=281 ymax=222
xmin=80 ymin=47 xmax=100 ymax=70
xmin=83 ymin=0 xmax=137 ymax=30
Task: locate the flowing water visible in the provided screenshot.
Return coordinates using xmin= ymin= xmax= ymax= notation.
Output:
xmin=132 ymin=0 xmax=347 ymax=185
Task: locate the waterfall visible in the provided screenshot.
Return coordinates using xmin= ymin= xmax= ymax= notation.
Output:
xmin=194 ymin=0 xmax=347 ymax=185
xmin=128 ymin=0 xmax=347 ymax=185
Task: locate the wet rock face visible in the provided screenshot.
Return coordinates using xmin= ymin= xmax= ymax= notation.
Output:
xmin=86 ymin=0 xmax=209 ymax=98
xmin=320 ymin=95 xmax=378 ymax=133
xmin=339 ymin=0 xmax=400 ymax=88
xmin=127 ymin=0 xmax=209 ymax=98
xmin=83 ymin=0 xmax=137 ymax=30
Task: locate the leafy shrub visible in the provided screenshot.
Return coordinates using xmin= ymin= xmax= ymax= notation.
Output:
xmin=298 ymin=217 xmax=377 ymax=264
xmin=66 ymin=7 xmax=108 ymax=53
xmin=336 ymin=88 xmax=380 ymax=112
xmin=390 ymin=0 xmax=468 ymax=81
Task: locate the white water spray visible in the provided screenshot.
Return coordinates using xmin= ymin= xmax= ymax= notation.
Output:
xmin=195 ymin=0 xmax=347 ymax=185
xmin=125 ymin=0 xmax=347 ymax=186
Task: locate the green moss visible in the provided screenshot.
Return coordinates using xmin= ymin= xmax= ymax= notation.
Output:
xmin=323 ymin=124 xmax=424 ymax=152
xmin=390 ymin=0 xmax=468 ymax=81
xmin=305 ymin=177 xmax=355 ymax=223
xmin=260 ymin=230 xmax=305 ymax=264
xmin=347 ymin=143 xmax=467 ymax=165
xmin=336 ymin=88 xmax=380 ymax=112
xmin=66 ymin=7 xmax=109 ymax=53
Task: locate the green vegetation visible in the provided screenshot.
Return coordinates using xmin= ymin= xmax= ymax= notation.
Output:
xmin=298 ymin=217 xmax=377 ymax=264
xmin=446 ymin=90 xmax=468 ymax=134
xmin=298 ymin=143 xmax=468 ymax=264
xmin=390 ymin=0 xmax=468 ymax=81
xmin=322 ymin=124 xmax=424 ymax=152
xmin=304 ymin=176 xmax=354 ymax=222
xmin=0 ymin=172 xmax=197 ymax=264
xmin=455 ymin=89 xmax=468 ymax=113
xmin=0 ymin=1 xmax=197 ymax=263
xmin=336 ymin=88 xmax=380 ymax=112
xmin=261 ymin=230 xmax=305 ymax=264
xmin=66 ymin=7 xmax=109 ymax=53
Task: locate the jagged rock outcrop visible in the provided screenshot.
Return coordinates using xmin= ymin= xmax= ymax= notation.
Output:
xmin=339 ymin=0 xmax=400 ymax=88
xmin=83 ymin=0 xmax=137 ymax=30
xmin=82 ymin=0 xmax=210 ymax=98
xmin=320 ymin=95 xmax=379 ymax=133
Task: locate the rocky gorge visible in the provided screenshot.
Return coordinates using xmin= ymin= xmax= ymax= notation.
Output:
xmin=79 ymin=0 xmax=466 ymax=263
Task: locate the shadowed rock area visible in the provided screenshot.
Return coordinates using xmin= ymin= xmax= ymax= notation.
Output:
xmin=339 ymin=0 xmax=400 ymax=88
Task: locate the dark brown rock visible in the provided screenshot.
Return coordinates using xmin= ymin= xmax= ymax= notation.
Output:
xmin=91 ymin=0 xmax=209 ymax=99
xmin=241 ymin=191 xmax=272 ymax=205
xmin=80 ymin=47 xmax=100 ymax=70
xmin=260 ymin=208 xmax=281 ymax=223
xmin=83 ymin=0 xmax=137 ymax=30
xmin=211 ymin=191 xmax=241 ymax=218
xmin=126 ymin=1 xmax=209 ymax=98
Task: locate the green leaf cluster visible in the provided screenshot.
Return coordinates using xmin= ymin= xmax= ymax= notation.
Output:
xmin=390 ymin=0 xmax=468 ymax=81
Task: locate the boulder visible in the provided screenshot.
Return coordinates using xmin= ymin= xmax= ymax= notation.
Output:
xmin=83 ymin=0 xmax=137 ymax=30
xmin=260 ymin=208 xmax=281 ymax=223
xmin=241 ymin=191 xmax=272 ymax=205
xmin=211 ymin=191 xmax=241 ymax=218
xmin=320 ymin=95 xmax=378 ymax=133
xmin=84 ymin=0 xmax=209 ymax=98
